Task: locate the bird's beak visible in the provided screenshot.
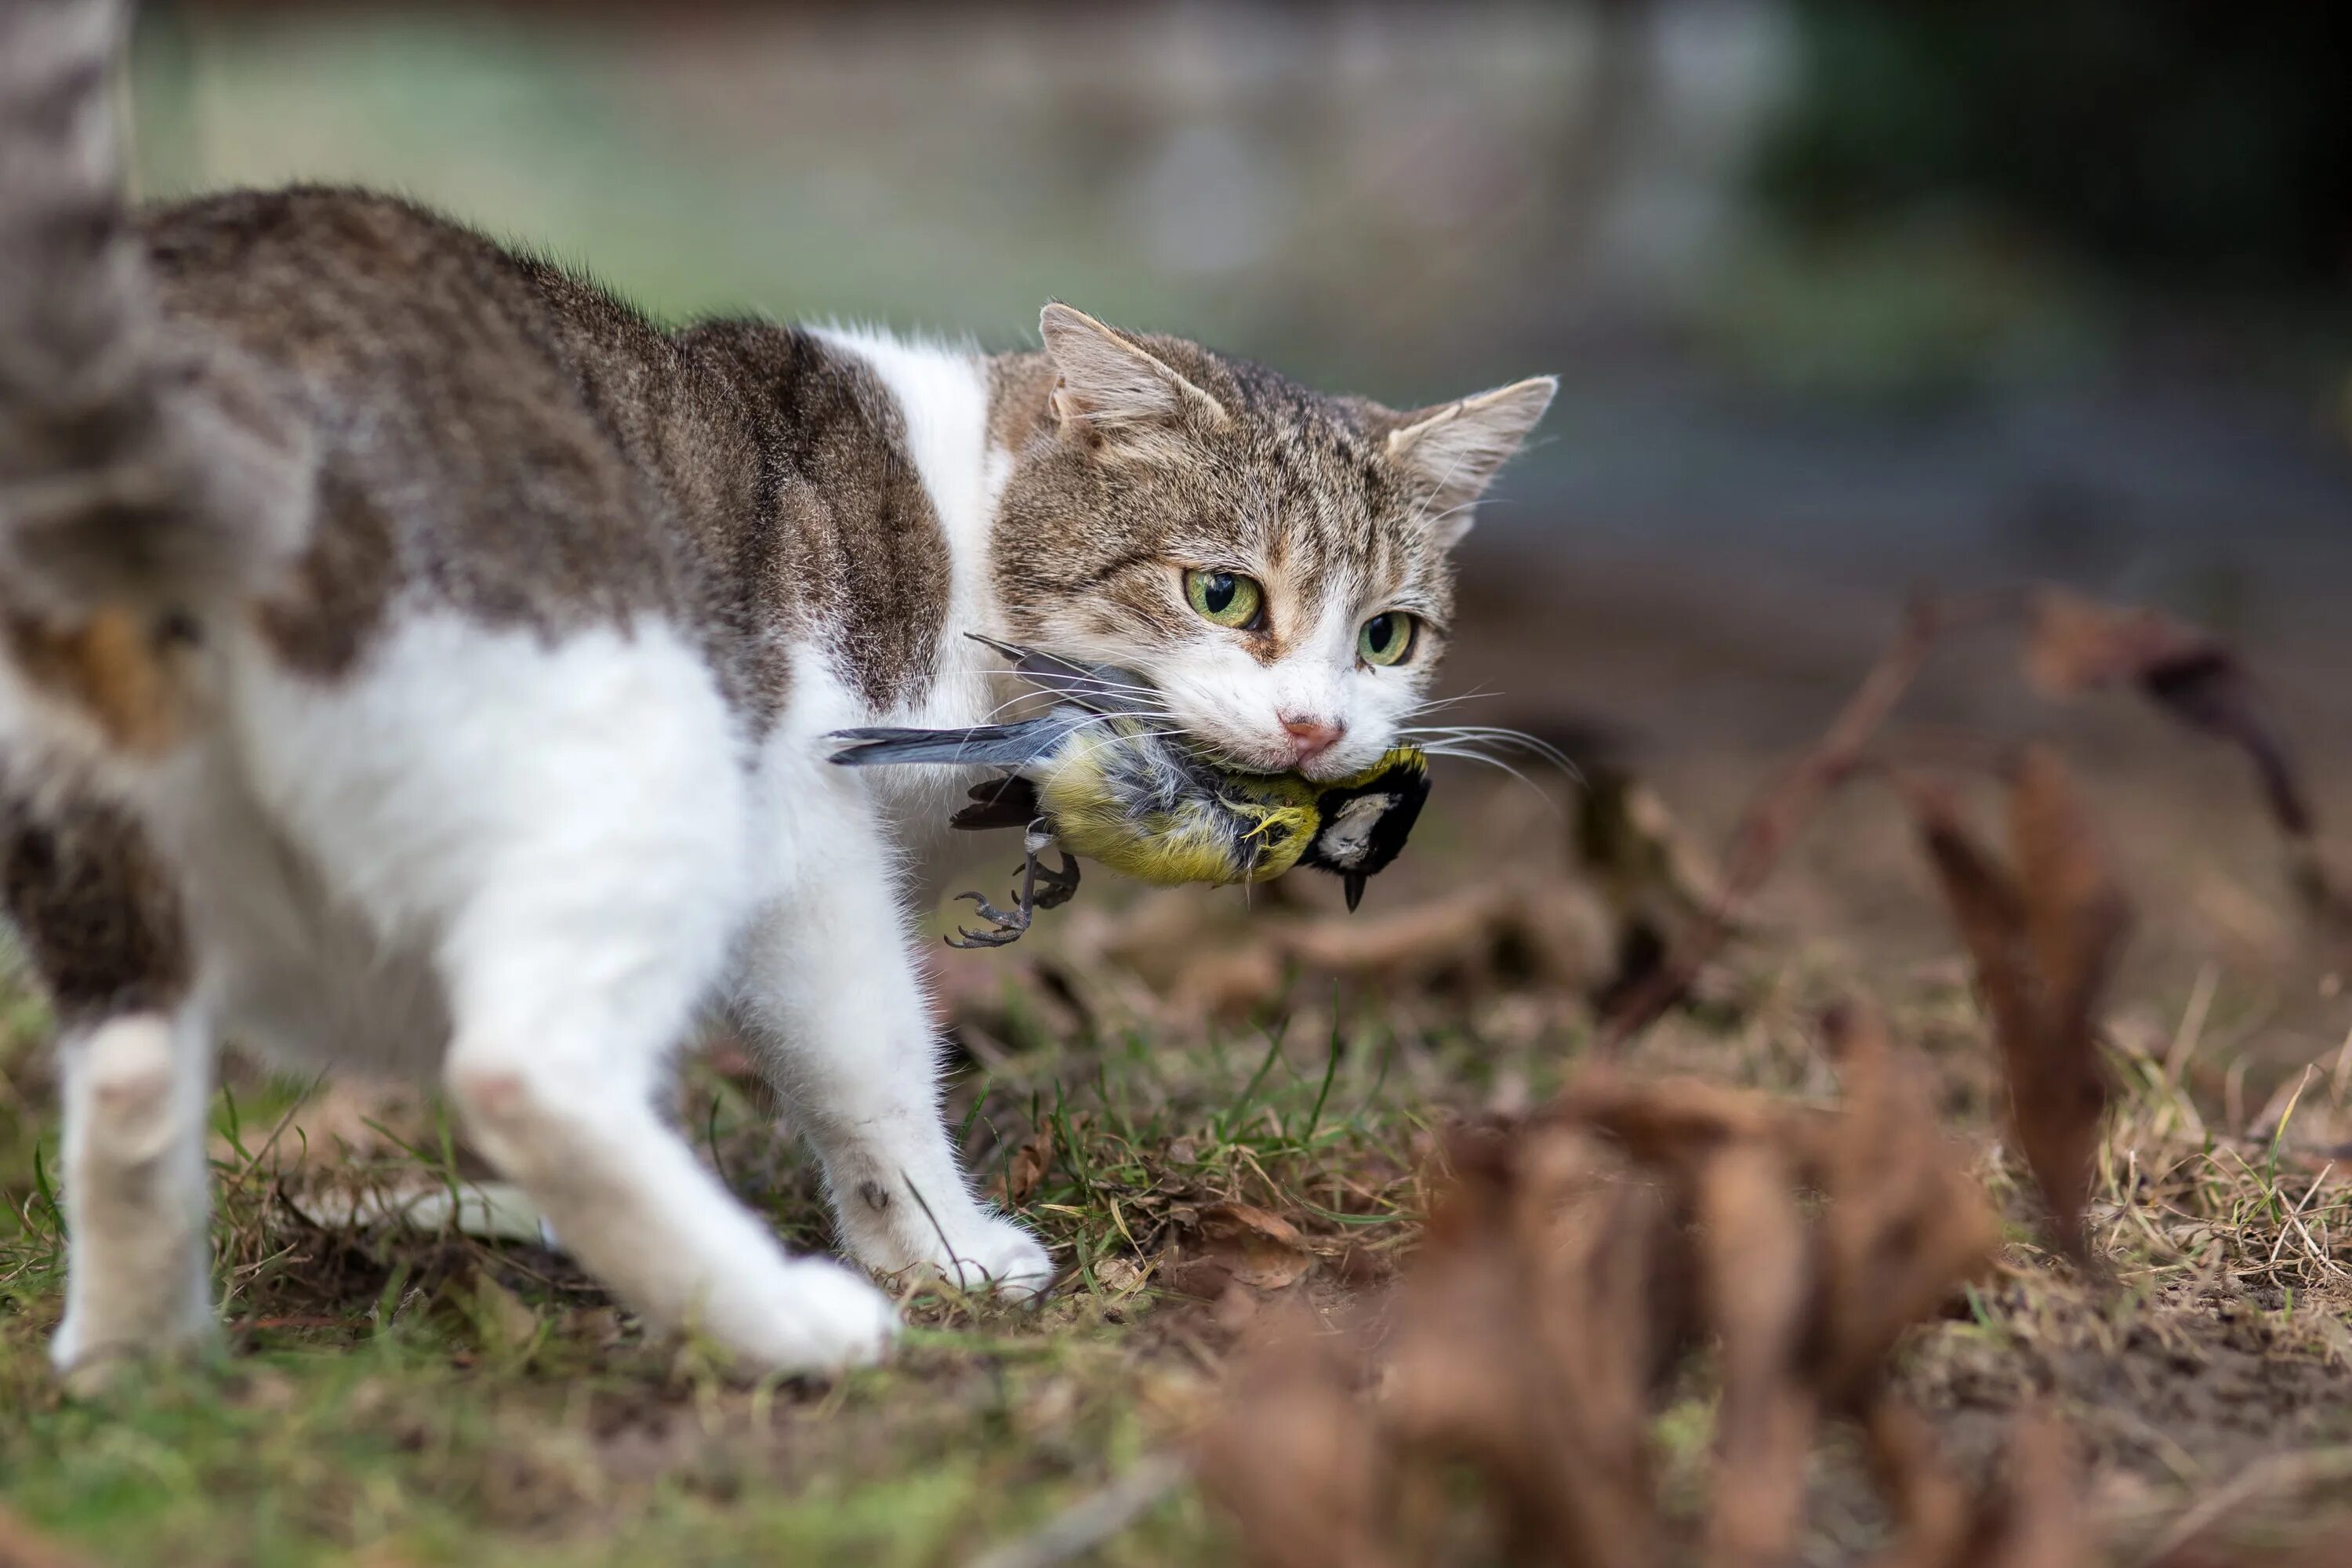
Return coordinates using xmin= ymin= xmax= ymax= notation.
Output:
xmin=1344 ymin=872 xmax=1367 ymax=912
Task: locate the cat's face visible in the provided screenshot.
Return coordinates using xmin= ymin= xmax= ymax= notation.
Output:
xmin=992 ymin=306 xmax=1552 ymax=782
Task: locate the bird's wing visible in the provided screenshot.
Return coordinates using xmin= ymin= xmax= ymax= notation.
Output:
xmin=966 ymin=633 xmax=1163 ymax=717
xmin=826 ymin=711 xmax=1089 ymax=769
xmin=949 ymin=775 xmax=1043 ymax=832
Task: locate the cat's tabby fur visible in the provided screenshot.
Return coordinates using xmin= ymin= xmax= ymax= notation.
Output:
xmin=0 ymin=0 xmax=1553 ymax=1376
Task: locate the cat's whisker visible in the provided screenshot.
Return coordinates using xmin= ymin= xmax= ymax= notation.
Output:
xmin=1410 ymin=728 xmax=1574 ymax=779
xmin=1410 ymin=744 xmax=1563 ymax=810
xmin=1397 ymin=687 xmax=1512 ymax=723
xmin=1400 ymin=724 xmax=1581 ymax=779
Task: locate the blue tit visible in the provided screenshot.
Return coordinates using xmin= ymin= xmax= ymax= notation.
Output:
xmin=828 ymin=636 xmax=1430 ymax=946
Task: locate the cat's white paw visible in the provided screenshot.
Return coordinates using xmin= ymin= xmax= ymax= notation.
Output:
xmin=842 ymin=1201 xmax=1057 ymax=1302
xmin=922 ymin=1215 xmax=1057 ymax=1302
xmin=50 ymin=1307 xmax=216 ymax=1392
xmin=728 ymin=1258 xmax=899 ymax=1374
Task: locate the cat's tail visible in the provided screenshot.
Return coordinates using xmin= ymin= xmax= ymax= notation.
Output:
xmin=0 ymin=0 xmax=309 ymax=640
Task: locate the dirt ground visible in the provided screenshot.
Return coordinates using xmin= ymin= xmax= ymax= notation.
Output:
xmin=2 ymin=546 xmax=2349 ymax=1566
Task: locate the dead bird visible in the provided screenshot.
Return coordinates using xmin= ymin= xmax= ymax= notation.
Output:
xmin=829 ymin=637 xmax=1431 ymax=946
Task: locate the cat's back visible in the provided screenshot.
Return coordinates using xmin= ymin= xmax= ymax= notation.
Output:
xmin=142 ymin=187 xmax=614 ymax=395
xmin=139 ymin=187 xmax=707 ymax=677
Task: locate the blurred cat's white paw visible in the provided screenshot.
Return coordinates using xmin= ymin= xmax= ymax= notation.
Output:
xmin=735 ymin=1259 xmax=899 ymax=1373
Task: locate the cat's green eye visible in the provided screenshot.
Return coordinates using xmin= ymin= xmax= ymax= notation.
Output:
xmin=1185 ymin=569 xmax=1265 ymax=630
xmin=1358 ymin=612 xmax=1417 ymax=667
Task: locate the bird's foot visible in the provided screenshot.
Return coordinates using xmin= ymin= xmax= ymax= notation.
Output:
xmin=947 ymin=888 xmax=1034 ymax=949
xmin=1031 ymin=849 xmax=1081 ymax=911
xmin=944 ymin=823 xmax=1076 ymax=949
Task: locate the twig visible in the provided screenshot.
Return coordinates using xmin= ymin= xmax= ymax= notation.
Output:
xmin=965 ymin=1454 xmax=1189 ymax=1568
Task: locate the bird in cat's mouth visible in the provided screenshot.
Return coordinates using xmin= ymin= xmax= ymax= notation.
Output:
xmin=827 ymin=635 xmax=1430 ymax=947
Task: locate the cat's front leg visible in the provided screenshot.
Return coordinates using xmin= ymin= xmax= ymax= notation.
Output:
xmin=52 ymin=1008 xmax=218 ymax=1385
xmin=734 ymin=787 xmax=1053 ymax=1300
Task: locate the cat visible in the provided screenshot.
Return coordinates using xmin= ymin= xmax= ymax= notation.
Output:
xmin=0 ymin=0 xmax=1555 ymax=1377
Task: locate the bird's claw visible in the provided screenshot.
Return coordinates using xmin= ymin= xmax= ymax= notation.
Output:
xmin=946 ymin=889 xmax=1031 ymax=949
xmin=944 ymin=825 xmax=1076 ymax=949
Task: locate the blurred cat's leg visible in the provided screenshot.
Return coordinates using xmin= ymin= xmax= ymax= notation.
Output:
xmin=732 ymin=782 xmax=1054 ymax=1300
xmin=1 ymin=777 xmax=216 ymax=1381
xmin=52 ymin=1008 xmax=218 ymax=1382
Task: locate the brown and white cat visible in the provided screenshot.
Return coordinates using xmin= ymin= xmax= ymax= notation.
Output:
xmin=0 ymin=0 xmax=1555 ymax=1376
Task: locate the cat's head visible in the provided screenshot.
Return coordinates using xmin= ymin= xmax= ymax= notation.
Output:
xmin=991 ymin=304 xmax=1553 ymax=782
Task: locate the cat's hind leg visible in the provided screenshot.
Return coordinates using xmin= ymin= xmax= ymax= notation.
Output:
xmin=51 ymin=1008 xmax=218 ymax=1384
xmin=732 ymin=774 xmax=1054 ymax=1300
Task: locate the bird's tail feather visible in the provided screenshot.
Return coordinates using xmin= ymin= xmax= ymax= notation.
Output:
xmin=964 ymin=633 xmax=1160 ymax=718
xmin=0 ymin=0 xmax=309 ymax=632
xmin=827 ymin=715 xmax=1080 ymax=770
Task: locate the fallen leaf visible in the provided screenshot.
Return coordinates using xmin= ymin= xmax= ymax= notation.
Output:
xmin=1899 ymin=761 xmax=2121 ymax=1263
xmin=1192 ymin=1306 xmax=1396 ymax=1568
xmin=2005 ymin=749 xmax=2124 ymax=1258
xmin=1963 ymin=1414 xmax=2096 ymax=1568
xmin=1813 ymin=1003 xmax=2001 ymax=1403
xmin=2027 ymin=588 xmax=2315 ymax=843
xmin=1383 ymin=1121 xmax=1667 ymax=1568
xmin=990 ymin=1123 xmax=1054 ymax=1209
xmin=1691 ymin=1141 xmax=1815 ymax=1568
xmin=1192 ymin=1202 xmax=1316 ymax=1290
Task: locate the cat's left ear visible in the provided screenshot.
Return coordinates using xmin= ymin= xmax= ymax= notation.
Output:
xmin=1385 ymin=376 xmax=1557 ymax=545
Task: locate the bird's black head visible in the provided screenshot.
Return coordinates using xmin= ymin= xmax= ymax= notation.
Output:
xmin=1298 ymin=748 xmax=1432 ymax=910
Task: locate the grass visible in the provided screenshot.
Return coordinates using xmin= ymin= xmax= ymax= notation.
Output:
xmin=0 ymin=931 xmax=1457 ymax=1567
xmin=2 ymin=829 xmax=2350 ymax=1563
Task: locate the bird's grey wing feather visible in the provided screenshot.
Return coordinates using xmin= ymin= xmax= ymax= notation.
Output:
xmin=826 ymin=711 xmax=1089 ymax=769
xmin=965 ymin=633 xmax=1161 ymax=718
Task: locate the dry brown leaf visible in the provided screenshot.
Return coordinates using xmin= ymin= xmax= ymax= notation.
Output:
xmin=1901 ymin=775 xmax=2034 ymax=1054
xmin=1812 ymin=1003 xmax=2000 ymax=1404
xmin=1383 ymin=1123 xmax=1665 ymax=1568
xmin=1962 ymin=1414 xmax=2096 ymax=1568
xmin=1900 ymin=766 xmax=2119 ymax=1262
xmin=1277 ymin=881 xmax=1515 ymax=978
xmin=1692 ymin=1142 xmax=1816 ymax=1568
xmin=1192 ymin=1201 xmax=1316 ymax=1291
xmin=1860 ymin=1400 xmax=1975 ymax=1568
xmin=1207 ymin=1041 xmax=2083 ymax=1566
xmin=1192 ymin=1308 xmax=1396 ymax=1568
xmin=2027 ymin=587 xmax=2314 ymax=840
xmin=2005 ymin=749 xmax=2123 ymax=1259
xmin=1552 ymin=1069 xmax=1795 ymax=1159
xmin=1168 ymin=879 xmax=1606 ymax=1019
xmin=989 ymin=1123 xmax=1054 ymax=1210
xmin=2026 ymin=588 xmax=2213 ymax=695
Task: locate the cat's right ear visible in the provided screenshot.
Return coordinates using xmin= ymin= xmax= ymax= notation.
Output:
xmin=1040 ymin=303 xmax=1229 ymax=445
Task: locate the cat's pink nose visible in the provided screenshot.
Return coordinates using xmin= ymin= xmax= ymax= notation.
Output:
xmin=1279 ymin=714 xmax=1345 ymax=764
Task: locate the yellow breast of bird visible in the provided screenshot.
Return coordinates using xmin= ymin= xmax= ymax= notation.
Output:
xmin=1038 ymin=732 xmax=1317 ymax=887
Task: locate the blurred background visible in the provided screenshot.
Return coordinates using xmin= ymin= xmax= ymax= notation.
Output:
xmin=121 ymin=0 xmax=2352 ymax=1006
